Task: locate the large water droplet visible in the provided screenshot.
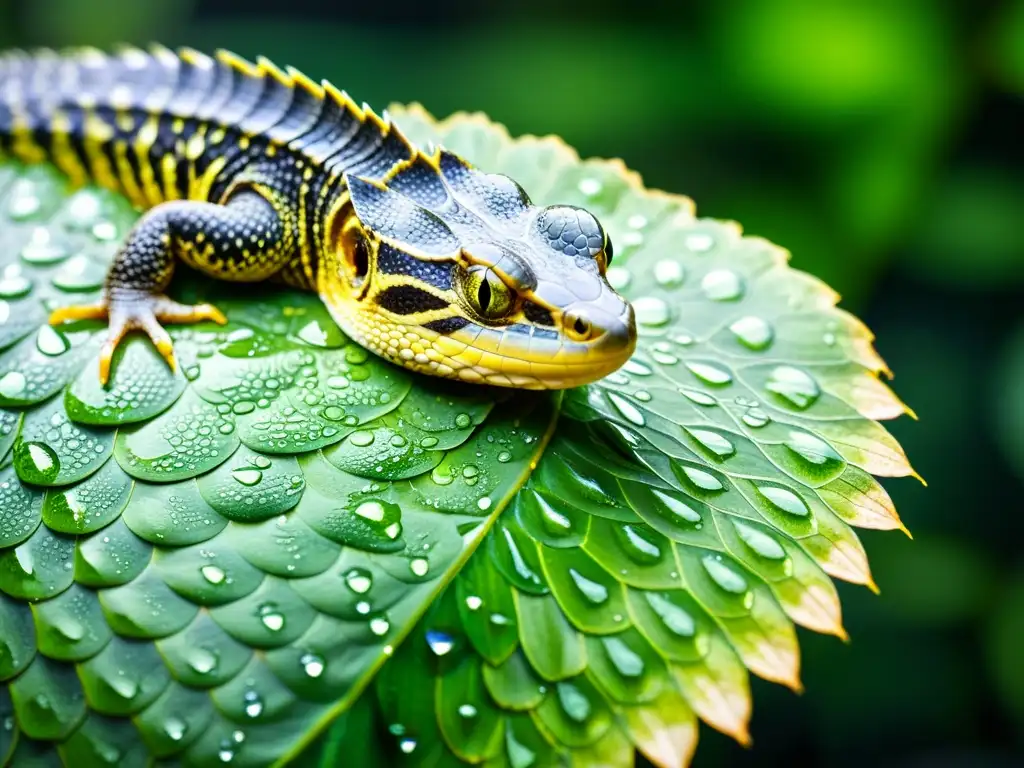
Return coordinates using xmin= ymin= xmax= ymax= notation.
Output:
xmin=602 ymin=636 xmax=644 ymax=678
xmin=344 ymin=568 xmax=373 ymax=594
xmin=426 ymin=629 xmax=455 ymax=656
xmin=653 ymin=490 xmax=702 ymax=523
xmin=164 ymin=716 xmax=187 ymax=742
xmin=556 ymin=682 xmax=591 ymax=723
xmin=765 ymin=366 xmax=820 ymax=409
xmin=686 ymin=428 xmax=735 ymax=459
xmin=0 ymin=371 xmax=27 ymax=399
xmin=757 ymin=484 xmax=810 ymax=517
xmin=784 ymin=430 xmax=842 ymax=467
xmin=632 ymin=296 xmax=671 ymax=327
xmin=645 ymin=592 xmax=696 ymax=637
xmin=701 ymin=269 xmax=744 ymax=301
xmin=232 ymin=468 xmax=263 ymax=486
xmin=685 ymin=361 xmax=732 ymax=386
xmin=35 ymin=325 xmax=69 ymax=357
xmin=654 ymin=259 xmax=685 ymax=287
xmin=607 ymin=392 xmax=645 ymax=426
xmin=701 ymin=555 xmax=749 ymax=595
xmin=616 ymin=524 xmax=663 ymax=564
xmin=680 ymin=388 xmax=716 ymax=407
xmin=680 ymin=465 xmax=724 ymax=492
xmin=189 ymin=648 xmax=218 ymax=675
xmin=729 ymin=316 xmax=773 ymax=350
xmin=300 ymin=652 xmax=325 ymax=678
xmin=258 ymin=603 xmax=285 ymax=631
xmin=685 ymin=233 xmax=714 ymax=252
xmin=201 ymin=565 xmax=226 ymax=585
xmin=568 ymin=568 xmax=609 ymax=605
xmin=734 ymin=521 xmax=787 ymax=561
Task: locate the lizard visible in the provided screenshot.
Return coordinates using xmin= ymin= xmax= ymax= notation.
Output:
xmin=0 ymin=45 xmax=636 ymax=390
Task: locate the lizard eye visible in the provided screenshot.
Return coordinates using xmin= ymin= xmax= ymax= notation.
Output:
xmin=461 ymin=267 xmax=513 ymax=319
xmin=339 ymin=220 xmax=373 ymax=288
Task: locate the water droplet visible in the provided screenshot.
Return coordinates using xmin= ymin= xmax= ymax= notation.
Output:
xmin=399 ymin=738 xmax=418 ymax=754
xmin=0 ymin=371 xmax=27 ymax=399
xmin=685 ymin=361 xmax=732 ymax=386
xmin=477 ymin=496 xmax=492 ymax=511
xmin=454 ymin=413 xmax=472 ymax=429
xmin=21 ymin=227 xmax=68 ymax=264
xmin=729 ymin=316 xmax=773 ymax=350
xmin=0 ymin=269 xmax=31 ymax=298
xmin=556 ymin=682 xmax=592 ymax=723
xmin=603 ymin=636 xmax=645 ymax=677
xmin=654 ymin=259 xmax=685 ymax=287
xmin=300 ymin=652 xmax=325 ymax=678
xmin=354 ymin=501 xmax=385 ymax=522
xmin=345 ymin=568 xmax=373 ymax=594
xmin=243 ymin=690 xmax=263 ymax=718
xmin=578 ymin=178 xmax=602 ymax=196
xmin=653 ymin=490 xmax=702 ymax=523
xmin=426 ymin=629 xmax=455 ymax=656
xmin=465 ymin=595 xmax=483 ymax=611
xmin=164 ymin=716 xmax=187 ymax=741
xmin=568 ymin=568 xmax=609 ymax=604
xmin=458 ymin=704 xmax=478 ymax=718
xmin=232 ymin=468 xmax=262 ymax=486
xmin=742 ymin=409 xmax=771 ymax=428
xmin=687 ymin=428 xmax=735 ymax=458
xmin=606 ymin=266 xmax=631 ymax=290
xmin=685 ymin=233 xmax=714 ymax=252
xmin=607 ymin=392 xmax=645 ymax=426
xmin=680 ymin=388 xmax=716 ymax=406
xmin=702 ymin=555 xmax=749 ymax=595
xmin=258 ymin=603 xmax=285 ymax=631
xmin=757 ymin=484 xmax=810 ymax=517
xmin=201 ymin=565 xmax=226 ymax=585
xmin=680 ymin=465 xmax=724 ymax=492
xmin=645 ymin=592 xmax=696 ymax=637
xmin=784 ymin=430 xmax=842 ymax=467
xmin=349 ymin=430 xmax=375 ymax=447
xmin=632 ymin=296 xmax=671 ymax=327
xmin=623 ymin=359 xmax=652 ymax=376
xmin=734 ymin=521 xmax=787 ymax=560
xmin=92 ymin=221 xmax=118 ymax=241
xmin=189 ymin=648 xmax=218 ymax=675
xmin=616 ymin=524 xmax=663 ymax=563
xmin=765 ymin=366 xmax=820 ymax=409
xmin=701 ymin=269 xmax=744 ymax=301
xmin=369 ymin=615 xmax=390 ymax=636
xmin=410 ymin=558 xmax=429 ymax=577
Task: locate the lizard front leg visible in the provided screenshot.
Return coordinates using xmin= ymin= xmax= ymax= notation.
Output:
xmin=50 ymin=190 xmax=293 ymax=384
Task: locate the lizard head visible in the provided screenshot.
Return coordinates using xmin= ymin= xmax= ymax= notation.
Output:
xmin=320 ymin=149 xmax=636 ymax=390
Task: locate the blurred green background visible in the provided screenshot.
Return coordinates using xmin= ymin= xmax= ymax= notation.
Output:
xmin=1 ymin=0 xmax=1022 ymax=764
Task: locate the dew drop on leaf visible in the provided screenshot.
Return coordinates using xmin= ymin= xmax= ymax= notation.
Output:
xmin=426 ymin=629 xmax=455 ymax=656
xmin=300 ymin=652 xmax=325 ymax=678
xmin=729 ymin=316 xmax=774 ymax=350
xmin=685 ymin=361 xmax=732 ymax=386
xmin=632 ymin=296 xmax=671 ymax=327
xmin=756 ymin=484 xmax=810 ymax=517
xmin=568 ymin=568 xmax=609 ymax=605
xmin=765 ymin=365 xmax=821 ymax=409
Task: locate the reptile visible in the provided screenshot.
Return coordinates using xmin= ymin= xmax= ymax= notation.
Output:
xmin=0 ymin=45 xmax=636 ymax=390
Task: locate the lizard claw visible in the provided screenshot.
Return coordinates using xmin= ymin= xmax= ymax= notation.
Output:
xmin=50 ymin=291 xmax=228 ymax=385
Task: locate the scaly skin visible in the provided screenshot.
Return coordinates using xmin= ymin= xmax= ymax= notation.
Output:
xmin=0 ymin=46 xmax=636 ymax=389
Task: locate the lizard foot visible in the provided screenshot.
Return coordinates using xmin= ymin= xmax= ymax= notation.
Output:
xmin=49 ymin=291 xmax=227 ymax=385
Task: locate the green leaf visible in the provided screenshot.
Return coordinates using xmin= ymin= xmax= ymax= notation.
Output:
xmin=0 ymin=158 xmax=558 ymax=765
xmin=350 ymin=103 xmax=915 ymax=766
xmin=0 ymin=96 xmax=913 ymax=768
